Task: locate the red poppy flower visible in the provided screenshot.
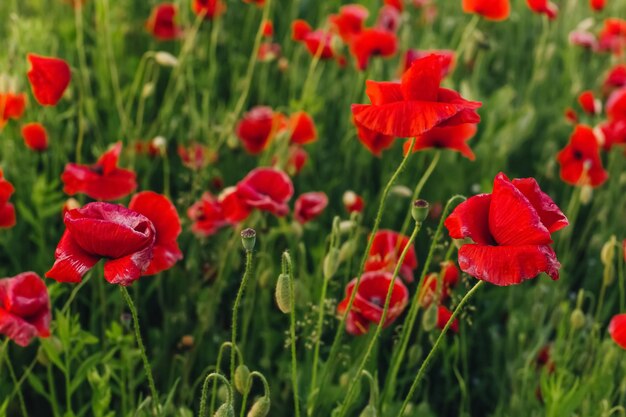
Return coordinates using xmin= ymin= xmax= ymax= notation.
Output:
xmin=605 ymin=64 xmax=626 ymax=90
xmin=402 ymin=49 xmax=455 ymax=77
xmin=343 ymin=191 xmax=364 ymax=213
xmin=0 ymin=92 xmax=27 ymax=128
xmin=384 ymin=0 xmax=404 ymax=11
xmin=21 ymin=122 xmax=49 ymax=152
xmin=364 ymin=229 xmax=418 ymax=283
xmin=46 ymin=203 xmax=156 ymax=286
xmin=526 ymin=0 xmax=558 ymax=19
xmin=376 ymin=6 xmax=402 ymax=33
xmin=355 ymin=120 xmax=396 ymax=156
xmin=0 ymin=169 xmax=16 ymax=229
xmin=294 ymin=192 xmax=328 ymax=224
xmin=292 ymin=20 xmax=312 ymax=42
xmin=436 ymin=306 xmax=459 ymax=333
xmin=578 ymin=90 xmax=601 ymax=115
xmin=418 ymin=261 xmax=460 ymax=308
xmin=352 ymin=54 xmax=481 ymax=138
xmin=177 ymin=142 xmax=217 ymax=170
xmin=337 ymin=271 xmax=409 ymax=336
xmin=329 ymin=4 xmax=369 ymax=43
xmin=289 ymin=111 xmax=317 ymax=145
xmin=462 ymin=0 xmax=510 ymax=21
xmin=557 ymin=125 xmax=608 ymax=187
xmin=27 ymin=54 xmax=71 ymax=106
xmin=0 ymin=272 xmax=51 ymax=347
xmin=607 ymin=87 xmax=626 ymax=120
xmin=236 ymin=168 xmax=294 ymax=216
xmin=403 ymin=123 xmax=477 ymax=160
xmin=128 ymin=192 xmax=182 ymax=275
xmin=445 ymin=173 xmax=568 ymax=286
xmin=236 ymin=106 xmax=285 ymax=155
xmin=350 ymin=29 xmax=398 ymax=71
xmin=188 ymin=193 xmax=229 ymax=237
xmin=192 ymin=0 xmax=226 ymax=19
xmin=597 ymin=18 xmax=626 ymax=55
xmin=262 ymin=20 xmax=274 ymax=37
xmin=292 ymin=20 xmax=335 ymax=59
xmin=569 ymin=30 xmax=597 ymax=49
xmin=564 ymin=107 xmax=579 ymax=124
xmin=258 ymin=42 xmax=281 ymax=62
xmin=219 ymin=187 xmax=251 ymax=223
xmin=609 ymin=313 xmax=626 ymax=349
xmin=146 ymin=3 xmax=182 ymax=40
xmin=286 ymin=146 xmax=308 ymax=175
xmin=590 ymin=0 xmax=606 ymax=11
xmin=600 ymin=119 xmax=626 ymax=149
xmin=62 ymin=142 xmax=137 ymax=200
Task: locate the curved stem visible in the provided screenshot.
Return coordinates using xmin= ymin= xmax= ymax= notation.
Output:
xmin=199 ymin=373 xmax=233 ymax=417
xmin=239 ymin=371 xmax=271 ymax=417
xmin=231 ymin=250 xmax=254 ymax=383
xmin=210 ymin=342 xmax=243 ymax=415
xmin=396 ymin=280 xmax=484 ymax=417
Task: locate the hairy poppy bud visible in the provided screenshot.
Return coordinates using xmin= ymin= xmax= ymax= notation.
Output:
xmin=234 ymin=365 xmax=251 ymax=394
xmin=154 ymin=51 xmax=179 ymax=67
xmin=339 ymin=241 xmax=356 ymax=263
xmin=323 ymin=248 xmax=341 ymax=279
xmin=601 ymin=236 xmax=617 ymax=266
xmin=359 ymin=404 xmax=377 ymax=417
xmin=217 ymin=385 xmax=229 ymax=403
xmin=411 ymin=199 xmax=430 ymax=223
xmin=275 ymin=273 xmax=292 ymax=314
xmin=241 ymin=228 xmax=257 ymax=251
xmin=214 ymin=403 xmax=235 ymax=417
xmin=247 ymin=396 xmax=270 ymax=417
xmin=422 ymin=304 xmax=438 ymax=332
xmin=142 ymin=82 xmax=155 ymax=98
xmin=580 ymin=185 xmax=593 ymax=205
xmin=570 ymin=308 xmax=586 ymax=330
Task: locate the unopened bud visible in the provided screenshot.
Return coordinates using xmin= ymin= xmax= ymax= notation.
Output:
xmin=601 ymin=236 xmax=617 ymax=266
xmin=570 ymin=308 xmax=585 ymax=330
xmin=339 ymin=372 xmax=350 ymax=387
xmin=339 ymin=241 xmax=356 ymax=263
xmin=234 ymin=365 xmax=251 ymax=394
xmin=275 ymin=273 xmax=292 ymax=314
xmin=411 ymin=199 xmax=430 ymax=223
xmin=217 ymin=385 xmax=229 ymax=403
xmin=323 ymin=248 xmax=340 ymax=279
xmin=247 ymin=396 xmax=270 ymax=417
xmin=154 ymin=51 xmax=179 ymax=67
xmin=359 ymin=404 xmax=377 ymax=417
xmin=241 ymin=228 xmax=256 ymax=251
xmin=580 ymin=185 xmax=593 ymax=205
xmin=214 ymin=403 xmax=235 ymax=417
xmin=422 ymin=304 xmax=438 ymax=332
xmin=141 ymin=82 xmax=155 ymax=98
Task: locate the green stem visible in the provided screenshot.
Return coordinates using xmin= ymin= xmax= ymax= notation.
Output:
xmin=199 ymin=373 xmax=233 ymax=417
xmin=4 ymin=353 xmax=28 ymax=417
xmin=308 ymin=271 xmax=330 ymax=409
xmin=231 ymin=250 xmax=254 ymax=383
xmin=119 ymin=286 xmax=160 ymax=412
xmin=283 ymin=252 xmax=301 ymax=417
xmin=210 ymin=342 xmax=242 ymax=415
xmin=60 ymin=271 xmax=92 ymax=315
xmin=396 ymin=280 xmax=484 ymax=417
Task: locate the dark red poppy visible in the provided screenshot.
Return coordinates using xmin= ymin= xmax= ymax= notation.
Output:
xmin=462 ymin=0 xmax=510 ymax=21
xmin=403 ymin=123 xmax=477 ymax=160
xmin=607 ymin=87 xmax=626 ymax=121
xmin=0 ymin=92 xmax=27 ymax=128
xmin=578 ymin=90 xmax=601 ymax=115
xmin=46 ymin=203 xmax=156 ymax=285
xmin=609 ymin=313 xmax=626 ymax=349
xmin=177 ymin=142 xmax=217 ymax=170
xmin=337 ymin=271 xmax=409 ymax=336
xmin=445 ymin=173 xmax=568 ymax=286
xmin=376 ymin=5 xmax=401 ymax=33
xmin=62 ymin=142 xmax=137 ymax=200
xmin=329 ymin=4 xmax=369 ymax=43
xmin=352 ymin=54 xmax=481 ymax=138
xmin=343 ymin=191 xmax=364 ymax=213
xmin=605 ymin=64 xmax=626 ymax=90
xmin=188 ymin=193 xmax=229 ymax=237
xmin=262 ymin=20 xmax=274 ymax=37
xmin=236 ymin=106 xmax=285 ymax=154
xmin=569 ymin=30 xmax=597 ymax=49
xmin=418 ymin=261 xmax=460 ymax=308
xmin=564 ymin=107 xmax=579 ymax=124
xmin=597 ymin=18 xmax=626 ymax=55
xmin=590 ymin=0 xmax=606 ymax=11
xmin=236 ymin=168 xmax=294 ymax=217
xmin=436 ymin=306 xmax=459 ymax=333
xmin=192 ymin=0 xmax=226 ymax=19
xmin=27 ymin=54 xmax=71 ymax=106
xmin=128 ymin=192 xmax=182 ymax=275
xmin=0 ymin=272 xmax=50 ymax=347
xmin=402 ymin=49 xmax=455 ymax=77
xmin=600 ymin=119 xmax=626 ymax=149
xmin=349 ymin=29 xmax=398 ymax=71
xmin=557 ymin=125 xmax=608 ymax=187
xmin=286 ymin=146 xmax=308 ymax=175
xmin=364 ymin=230 xmax=418 ymax=283
xmin=526 ymin=0 xmax=558 ymax=19
xmin=355 ymin=120 xmax=396 ymax=156
xmin=21 ymin=122 xmax=49 ymax=152
xmin=289 ymin=111 xmax=317 ymax=145
xmin=146 ymin=3 xmax=182 ymax=40
xmin=294 ymin=192 xmax=328 ymax=224
xmin=0 ymin=169 xmax=16 ymax=228
xmin=292 ymin=20 xmax=335 ymax=59
xmin=384 ymin=0 xmax=404 ymax=11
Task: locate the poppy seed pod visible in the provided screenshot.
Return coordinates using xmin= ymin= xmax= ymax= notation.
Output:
xmin=275 ymin=273 xmax=292 ymax=314
xmin=234 ymin=365 xmax=251 ymax=394
xmin=411 ymin=199 xmax=430 ymax=223
xmin=241 ymin=228 xmax=257 ymax=251
xmin=247 ymin=396 xmax=270 ymax=417
xmin=214 ymin=403 xmax=235 ymax=417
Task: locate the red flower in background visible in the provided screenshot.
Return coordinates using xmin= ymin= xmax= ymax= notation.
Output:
xmin=291 ymin=20 xmax=335 ymax=59
xmin=146 ymin=3 xmax=182 ymax=40
xmin=0 ymin=169 xmax=16 ymax=228
xmin=0 ymin=272 xmax=50 ymax=347
xmin=294 ymin=192 xmax=328 ymax=224
xmin=289 ymin=111 xmax=317 ymax=145
xmin=597 ymin=18 xmax=626 ymax=55
xmin=262 ymin=20 xmax=274 ymax=37
xmin=557 ymin=125 xmax=608 ymax=187
xmin=418 ymin=261 xmax=460 ymax=307
xmin=285 ymin=146 xmax=308 ymax=175
xmin=577 ymin=91 xmax=601 ymax=115
xmin=27 ymin=54 xmax=71 ymax=106
xmin=352 ymin=55 xmax=481 ymax=138
xmin=0 ymin=92 xmax=27 ymax=128
xmin=384 ymin=0 xmax=404 ymax=11
xmin=129 ymin=192 xmax=182 ymax=275
xmin=292 ymin=20 xmax=312 ymax=41
xmin=569 ymin=30 xmax=597 ymax=50
xmin=258 ymin=42 xmax=281 ymax=61
xmin=590 ymin=0 xmax=606 ymax=11
xmin=526 ymin=0 xmax=558 ymax=19
xmin=355 ymin=121 xmax=395 ymax=156
xmin=605 ymin=64 xmax=626 ymax=90
xmin=403 ymin=50 xmax=455 ymax=77
xmin=46 ymin=203 xmax=156 ymax=286
xmin=177 ymin=142 xmax=217 ymax=170
xmin=376 ymin=5 xmax=401 ymax=33
xmin=62 ymin=142 xmax=137 ymax=200
xmin=236 ymin=168 xmax=294 ymax=216
xmin=609 ymin=313 xmax=626 ymax=349
xmin=236 ymin=106 xmax=285 ymax=154
xmin=437 ymin=306 xmax=459 ymax=333
xmin=445 ymin=173 xmax=568 ymax=286
xmin=350 ymin=29 xmax=398 ymax=71
xmin=564 ymin=107 xmax=578 ymax=124
xmin=337 ymin=271 xmax=409 ymax=335
xmin=192 ymin=0 xmax=226 ymax=20
xmin=21 ymin=122 xmax=49 ymax=152
xmin=462 ymin=0 xmax=510 ymax=21
xmin=607 ymin=87 xmax=626 ymax=120
xmin=364 ymin=230 xmax=418 ymax=282
xmin=329 ymin=4 xmax=369 ymax=43
xmin=403 ymin=123 xmax=478 ymax=160
xmin=188 ymin=187 xmax=251 ymax=237
xmin=343 ymin=190 xmax=364 ymax=213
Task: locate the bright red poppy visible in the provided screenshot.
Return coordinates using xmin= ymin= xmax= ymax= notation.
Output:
xmin=262 ymin=20 xmax=274 ymax=37
xmin=294 ymin=192 xmax=328 ymax=224
xmin=605 ymin=64 xmax=626 ymax=90
xmin=355 ymin=120 xmax=396 ymax=156
xmin=46 ymin=203 xmax=156 ymax=286
xmin=0 ymin=92 xmax=27 ymax=128
xmin=418 ymin=261 xmax=460 ymax=308
xmin=343 ymin=191 xmax=364 ymax=213
xmin=62 ymin=142 xmax=137 ymax=200
xmin=350 ymin=29 xmax=398 ymax=71
xmin=288 ymin=111 xmax=317 ymax=145
xmin=192 ymin=0 xmax=226 ymax=19
xmin=0 ymin=169 xmax=16 ymax=228
xmin=337 ymin=271 xmax=409 ymax=336
xmin=436 ymin=305 xmax=459 ymax=333
xmin=352 ymin=54 xmax=481 ymax=138
xmin=329 ymin=4 xmax=369 ymax=43
xmin=236 ymin=168 xmax=294 ymax=217
xmin=177 ymin=142 xmax=217 ymax=170
xmin=364 ymin=230 xmax=418 ymax=283
xmin=236 ymin=106 xmax=285 ymax=155
xmin=599 ymin=119 xmax=626 ymax=149
xmin=590 ymin=0 xmax=606 ymax=11
xmin=403 ymin=123 xmax=478 ymax=160
xmin=526 ymin=0 xmax=558 ymax=19
xmin=286 ymin=145 xmax=308 ymax=175
xmin=445 ymin=173 xmax=568 ymax=286
xmin=607 ymin=87 xmax=626 ymax=120
xmin=21 ymin=122 xmax=49 ymax=152
xmin=0 ymin=272 xmax=51 ymax=347
xmin=376 ymin=5 xmax=401 ymax=33
xmin=188 ymin=193 xmax=229 ymax=237
xmin=27 ymin=54 xmax=71 ymax=106
xmin=557 ymin=125 xmax=608 ymax=187
xmin=462 ymin=0 xmax=510 ymax=21
xmin=564 ymin=107 xmax=578 ymax=124
xmin=129 ymin=192 xmax=182 ymax=275
xmin=609 ymin=313 xmax=626 ymax=349
xmin=146 ymin=3 xmax=182 ymax=40
xmin=292 ymin=20 xmax=335 ymax=59
xmin=402 ymin=49 xmax=455 ymax=77
xmin=597 ymin=18 xmax=626 ymax=55
xmin=578 ymin=90 xmax=601 ymax=115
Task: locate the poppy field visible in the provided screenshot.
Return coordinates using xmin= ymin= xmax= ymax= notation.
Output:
xmin=1 ymin=0 xmax=626 ymax=416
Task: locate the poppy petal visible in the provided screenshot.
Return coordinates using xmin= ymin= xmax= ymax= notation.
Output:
xmin=45 ymin=230 xmax=100 ymax=283
xmin=512 ymin=178 xmax=569 ymax=233
xmin=444 ymin=194 xmax=494 ymax=245
xmin=401 ymin=55 xmax=443 ymax=101
xmin=365 ymin=81 xmax=404 ymax=105
xmin=103 ymin=248 xmax=153 ymax=286
xmin=27 ymin=54 xmax=71 ymax=106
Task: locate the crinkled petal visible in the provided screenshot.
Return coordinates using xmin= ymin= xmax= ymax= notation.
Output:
xmin=512 ymin=178 xmax=568 ymax=233
xmin=444 ymin=194 xmax=494 ymax=244
xmin=45 ymin=230 xmax=100 ymax=283
xmin=401 ymin=54 xmax=443 ymax=101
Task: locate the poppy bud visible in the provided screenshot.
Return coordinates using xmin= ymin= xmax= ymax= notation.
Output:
xmin=142 ymin=82 xmax=155 ymax=98
xmin=154 ymin=51 xmax=179 ymax=67
xmin=601 ymin=236 xmax=617 ymax=266
xmin=402 ymin=403 xmax=415 ymax=416
xmin=338 ymin=220 xmax=355 ymax=234
xmin=151 ymin=136 xmax=167 ymax=155
xmin=570 ymin=308 xmax=586 ymax=330
xmin=275 ymin=273 xmax=292 ymax=314
xmin=603 ymin=262 xmax=615 ymax=286
xmin=214 ymin=403 xmax=235 ymax=417
xmin=323 ymin=248 xmax=341 ymax=279
xmin=247 ymin=396 xmax=270 ymax=417
xmin=580 ymin=185 xmax=593 ymax=205
xmin=390 ymin=185 xmax=412 ymax=198
xmin=339 ymin=241 xmax=356 ymax=263
xmin=359 ymin=404 xmax=377 ymax=417
xmin=339 ymin=372 xmax=350 ymax=387
xmin=241 ymin=228 xmax=257 ymax=251
xmin=411 ymin=199 xmax=430 ymax=223
xmin=217 ymin=385 xmax=229 ymax=402
xmin=422 ymin=304 xmax=438 ymax=332
xmin=234 ymin=364 xmax=251 ymax=394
